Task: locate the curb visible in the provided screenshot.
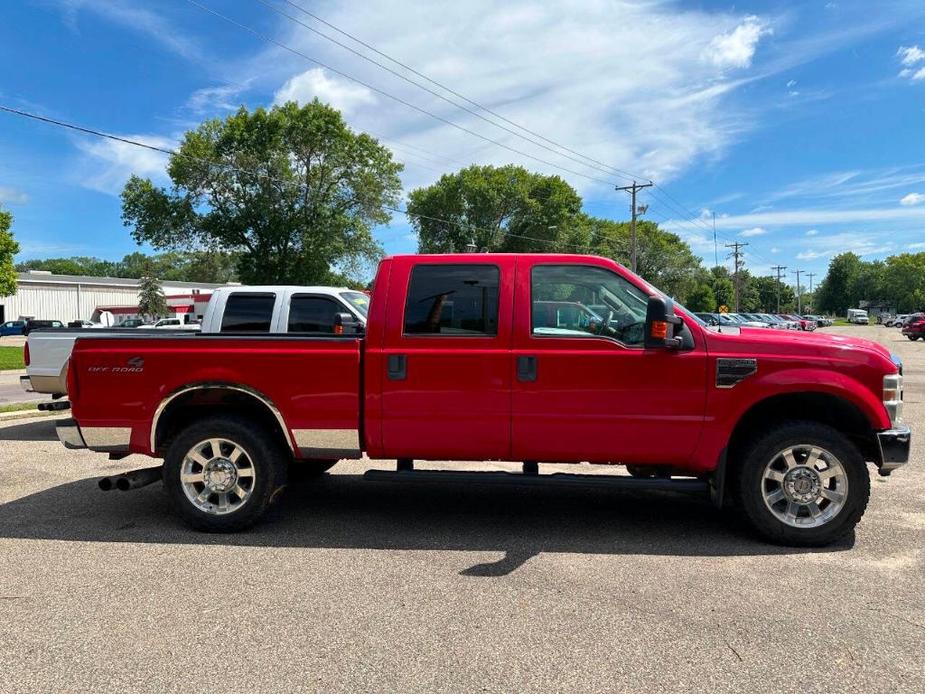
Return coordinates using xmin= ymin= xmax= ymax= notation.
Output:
xmin=0 ymin=408 xmax=55 ymax=422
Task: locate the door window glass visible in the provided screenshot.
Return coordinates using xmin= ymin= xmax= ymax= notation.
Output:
xmin=531 ymin=265 xmax=649 ymax=346
xmin=220 ymin=293 xmax=275 ymax=332
xmin=288 ymin=296 xmax=341 ymax=333
xmin=404 ymin=265 xmax=499 ymax=336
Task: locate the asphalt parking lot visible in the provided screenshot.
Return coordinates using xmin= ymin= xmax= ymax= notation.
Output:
xmin=0 ymin=325 xmax=922 ymax=693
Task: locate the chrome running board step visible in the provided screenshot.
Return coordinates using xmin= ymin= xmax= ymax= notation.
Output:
xmin=363 ymin=468 xmax=709 ymax=493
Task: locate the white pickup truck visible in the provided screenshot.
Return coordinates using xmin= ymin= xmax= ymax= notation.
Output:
xmin=22 ymin=285 xmax=369 ymax=397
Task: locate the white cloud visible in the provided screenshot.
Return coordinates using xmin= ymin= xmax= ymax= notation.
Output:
xmin=786 ymin=79 xmax=797 ymax=88
xmin=897 ymin=45 xmax=925 ymax=66
xmin=186 ymin=83 xmax=249 ymax=115
xmin=73 ymin=133 xmax=174 ymax=195
xmin=900 ymin=192 xmax=925 ymax=206
xmin=274 ymin=68 xmax=376 ymax=115
xmin=219 ymin=2 xmax=798 ymax=191
xmin=703 ymin=16 xmax=771 ymax=69
xmin=913 ymin=67 xmax=925 ymax=81
xmin=908 ymin=242 xmax=925 ymax=249
xmin=56 ymin=0 xmax=204 ymax=62
xmin=806 ymin=229 xmax=818 ymax=235
xmin=740 ymin=226 xmax=768 ymax=236
xmin=0 ymin=186 xmax=29 ymax=204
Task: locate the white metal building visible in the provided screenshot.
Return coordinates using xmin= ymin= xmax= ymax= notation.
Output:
xmin=0 ymin=270 xmax=231 ymax=324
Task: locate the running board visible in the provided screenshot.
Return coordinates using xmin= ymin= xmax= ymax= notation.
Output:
xmin=363 ymin=468 xmax=709 ymax=493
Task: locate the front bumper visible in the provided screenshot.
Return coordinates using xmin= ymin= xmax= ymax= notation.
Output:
xmin=876 ymin=425 xmax=911 ymax=476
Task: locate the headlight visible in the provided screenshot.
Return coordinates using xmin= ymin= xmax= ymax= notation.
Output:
xmin=883 ymin=373 xmax=903 ymax=425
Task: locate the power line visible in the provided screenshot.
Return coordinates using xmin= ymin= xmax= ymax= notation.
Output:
xmin=185 ymin=0 xmax=619 ymax=187
xmin=255 ymin=0 xmax=644 ymax=184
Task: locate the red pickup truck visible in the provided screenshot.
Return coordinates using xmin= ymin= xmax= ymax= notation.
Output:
xmin=56 ymin=254 xmax=910 ymax=546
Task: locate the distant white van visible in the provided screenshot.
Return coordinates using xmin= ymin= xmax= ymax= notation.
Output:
xmin=847 ymin=308 xmax=869 ymax=324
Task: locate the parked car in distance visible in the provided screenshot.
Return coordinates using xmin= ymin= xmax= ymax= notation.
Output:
xmin=22 ymin=319 xmax=64 ymax=335
xmin=802 ymin=314 xmax=830 ymax=328
xmin=727 ymin=313 xmax=770 ymax=328
xmin=779 ymin=314 xmax=816 ymax=332
xmin=116 ymin=318 xmax=149 ymax=328
xmin=0 ymin=320 xmax=26 ymax=336
xmin=847 ymin=308 xmax=869 ymax=324
xmin=757 ymin=314 xmax=792 ymax=330
xmin=694 ymin=312 xmax=720 ymax=326
xmin=138 ymin=317 xmax=200 ymax=330
xmin=57 ymin=252 xmax=910 ymax=547
xmin=883 ymin=314 xmax=908 ymax=327
xmin=901 ymin=315 xmax=925 ymax=341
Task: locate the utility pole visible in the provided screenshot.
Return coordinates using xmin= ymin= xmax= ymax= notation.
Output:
xmin=725 ymin=241 xmax=748 ymax=311
xmin=792 ymin=269 xmax=803 ymax=315
xmin=712 ymin=211 xmax=719 ymax=269
xmin=771 ymin=264 xmax=787 ymax=312
xmin=615 ymin=180 xmax=653 ymax=274
xmin=807 ymin=272 xmax=816 ymax=312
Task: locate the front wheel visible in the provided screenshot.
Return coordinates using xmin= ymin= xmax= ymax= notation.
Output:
xmin=907 ymin=335 xmax=919 ymax=341
xmin=733 ymin=422 xmax=870 ymax=546
xmin=163 ymin=415 xmax=288 ymax=532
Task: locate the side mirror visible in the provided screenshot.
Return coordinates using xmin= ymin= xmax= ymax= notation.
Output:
xmin=333 ymin=312 xmax=364 ymax=335
xmin=644 ymin=296 xmax=683 ymax=349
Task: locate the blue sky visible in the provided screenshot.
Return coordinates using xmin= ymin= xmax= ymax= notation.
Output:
xmin=2 ymin=0 xmax=925 ymax=288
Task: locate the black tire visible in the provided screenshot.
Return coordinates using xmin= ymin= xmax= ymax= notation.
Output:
xmin=907 ymin=335 xmax=918 ymax=341
xmin=732 ymin=421 xmax=870 ymax=547
xmin=625 ymin=465 xmax=655 ymax=478
xmin=163 ymin=415 xmax=288 ymax=532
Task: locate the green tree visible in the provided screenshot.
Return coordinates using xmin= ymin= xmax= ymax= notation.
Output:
xmin=815 ymin=252 xmax=863 ymax=315
xmin=710 ymin=266 xmax=735 ymax=310
xmin=121 ymin=100 xmax=403 ymax=285
xmin=0 ymin=206 xmax=20 ymax=297
xmin=137 ymin=273 xmax=169 ymax=320
xmin=407 ymin=164 xmax=583 ymax=253
xmin=753 ymin=274 xmax=795 ymax=312
xmin=582 ymin=217 xmax=703 ymax=300
xmin=685 ymin=283 xmax=716 ymax=312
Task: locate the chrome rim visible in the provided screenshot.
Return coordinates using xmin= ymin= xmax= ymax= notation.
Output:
xmin=180 ymin=438 xmax=256 ymax=515
xmin=761 ymin=445 xmax=848 ymax=528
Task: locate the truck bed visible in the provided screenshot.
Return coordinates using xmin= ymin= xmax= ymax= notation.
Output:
xmin=68 ymin=333 xmax=363 ymax=458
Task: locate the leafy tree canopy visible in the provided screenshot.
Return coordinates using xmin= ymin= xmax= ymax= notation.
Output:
xmin=0 ymin=206 xmax=20 ymax=297
xmin=121 ymin=100 xmax=403 ymax=285
xmin=17 ymin=250 xmax=240 ymax=284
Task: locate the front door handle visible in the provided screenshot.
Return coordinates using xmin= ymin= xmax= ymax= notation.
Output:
xmin=387 ymin=354 xmax=407 ymax=380
xmin=517 ymin=355 xmax=537 ymax=382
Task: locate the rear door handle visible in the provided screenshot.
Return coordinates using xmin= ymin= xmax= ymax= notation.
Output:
xmin=517 ymin=355 xmax=537 ymax=382
xmin=387 ymin=354 xmax=407 ymax=381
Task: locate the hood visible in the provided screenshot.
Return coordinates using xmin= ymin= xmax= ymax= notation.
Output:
xmin=702 ymin=325 xmax=897 ymax=373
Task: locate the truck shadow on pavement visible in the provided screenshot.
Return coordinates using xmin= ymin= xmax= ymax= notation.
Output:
xmin=0 ymin=469 xmax=854 ymax=576
xmin=0 ymin=418 xmax=58 ymax=441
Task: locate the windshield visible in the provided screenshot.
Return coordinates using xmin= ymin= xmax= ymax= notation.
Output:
xmin=340 ymin=291 xmax=370 ymax=318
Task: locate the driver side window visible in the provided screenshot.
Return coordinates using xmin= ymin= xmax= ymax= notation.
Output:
xmin=531 ymin=264 xmax=649 ymax=346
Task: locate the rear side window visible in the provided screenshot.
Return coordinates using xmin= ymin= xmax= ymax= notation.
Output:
xmin=404 ymin=265 xmax=499 ymax=336
xmin=288 ymin=295 xmax=341 ymax=333
xmin=221 ymin=293 xmax=275 ymax=332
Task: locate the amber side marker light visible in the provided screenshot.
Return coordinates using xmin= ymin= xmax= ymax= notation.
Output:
xmin=650 ymin=320 xmax=669 ymax=339
xmin=333 ymin=324 xmax=344 ymax=335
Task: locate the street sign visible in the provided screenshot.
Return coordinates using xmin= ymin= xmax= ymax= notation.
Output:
xmin=719 ymin=305 xmax=729 ymax=314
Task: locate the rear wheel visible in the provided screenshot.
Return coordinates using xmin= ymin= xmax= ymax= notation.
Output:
xmin=733 ymin=421 xmax=870 ymax=546
xmin=163 ymin=415 xmax=288 ymax=532
xmin=907 ymin=335 xmax=919 ymax=341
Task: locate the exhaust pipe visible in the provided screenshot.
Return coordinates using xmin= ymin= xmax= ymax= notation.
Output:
xmin=115 ymin=466 xmax=163 ymax=491
xmin=98 ymin=466 xmax=163 ymax=492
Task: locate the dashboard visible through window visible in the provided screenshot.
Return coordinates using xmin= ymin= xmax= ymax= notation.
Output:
xmin=531 ymin=265 xmax=649 ymax=346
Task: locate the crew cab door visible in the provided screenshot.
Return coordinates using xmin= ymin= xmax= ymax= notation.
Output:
xmin=376 ymin=259 xmax=513 ymax=461
xmin=510 ymin=259 xmax=707 ymax=465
